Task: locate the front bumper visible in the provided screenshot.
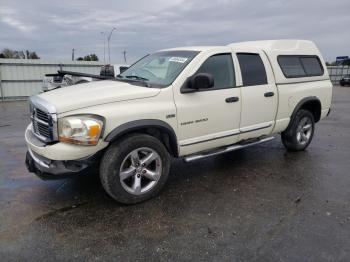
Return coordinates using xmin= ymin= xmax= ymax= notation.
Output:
xmin=25 ymin=148 xmax=101 ymax=180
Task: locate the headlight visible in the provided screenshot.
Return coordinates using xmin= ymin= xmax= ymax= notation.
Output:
xmin=58 ymin=115 xmax=104 ymax=145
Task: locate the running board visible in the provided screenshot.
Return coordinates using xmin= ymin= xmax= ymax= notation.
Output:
xmin=184 ymin=136 xmax=275 ymax=162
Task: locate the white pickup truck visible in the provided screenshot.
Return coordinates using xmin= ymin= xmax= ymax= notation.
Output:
xmin=25 ymin=40 xmax=332 ymax=204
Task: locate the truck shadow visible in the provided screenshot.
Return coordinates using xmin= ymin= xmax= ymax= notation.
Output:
xmin=39 ymin=139 xmax=315 ymax=211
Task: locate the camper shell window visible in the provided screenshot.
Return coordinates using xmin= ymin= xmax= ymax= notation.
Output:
xmin=277 ymin=55 xmax=324 ymax=78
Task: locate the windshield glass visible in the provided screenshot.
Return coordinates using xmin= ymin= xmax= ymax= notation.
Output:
xmin=118 ymin=50 xmax=199 ymax=87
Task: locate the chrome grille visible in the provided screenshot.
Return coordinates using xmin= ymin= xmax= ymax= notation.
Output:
xmin=32 ymin=108 xmax=52 ymax=140
xmin=29 ymin=96 xmax=57 ymax=143
xmin=35 ymin=108 xmax=49 ymax=122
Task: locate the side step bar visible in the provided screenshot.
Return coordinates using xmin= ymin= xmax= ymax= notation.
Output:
xmin=184 ymin=136 xmax=275 ymax=162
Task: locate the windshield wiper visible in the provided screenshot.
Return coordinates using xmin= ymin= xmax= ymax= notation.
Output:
xmin=120 ymin=75 xmax=150 ymax=87
xmin=125 ymin=75 xmax=149 ymax=81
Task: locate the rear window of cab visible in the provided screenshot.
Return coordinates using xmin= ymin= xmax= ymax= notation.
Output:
xmin=277 ymin=55 xmax=324 ymax=78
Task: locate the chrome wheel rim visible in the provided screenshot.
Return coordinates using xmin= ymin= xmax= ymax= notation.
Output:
xmin=119 ymin=147 xmax=162 ymax=195
xmin=296 ymin=117 xmax=313 ymax=145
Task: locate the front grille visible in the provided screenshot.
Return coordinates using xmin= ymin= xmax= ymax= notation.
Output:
xmin=35 ymin=108 xmax=49 ymax=122
xmin=30 ymin=98 xmax=57 ymax=143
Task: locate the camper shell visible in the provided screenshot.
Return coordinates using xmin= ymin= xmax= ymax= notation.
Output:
xmin=228 ymin=40 xmax=329 ymax=84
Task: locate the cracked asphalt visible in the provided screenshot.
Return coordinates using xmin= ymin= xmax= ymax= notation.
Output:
xmin=0 ymin=86 xmax=349 ymax=261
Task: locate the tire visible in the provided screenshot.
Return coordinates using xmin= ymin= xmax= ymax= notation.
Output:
xmin=281 ymin=109 xmax=315 ymax=151
xmin=100 ymin=134 xmax=171 ymax=204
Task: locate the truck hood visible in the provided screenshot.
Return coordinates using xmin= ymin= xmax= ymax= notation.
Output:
xmin=38 ymin=80 xmax=161 ymax=113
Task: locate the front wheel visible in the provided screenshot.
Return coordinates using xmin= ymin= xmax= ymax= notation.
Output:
xmin=100 ymin=134 xmax=171 ymax=204
xmin=281 ymin=109 xmax=315 ymax=151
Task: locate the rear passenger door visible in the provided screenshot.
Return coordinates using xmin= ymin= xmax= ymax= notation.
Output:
xmin=237 ymin=52 xmax=277 ymax=139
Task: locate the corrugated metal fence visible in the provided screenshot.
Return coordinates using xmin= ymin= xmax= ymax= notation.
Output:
xmin=0 ymin=59 xmax=104 ymax=100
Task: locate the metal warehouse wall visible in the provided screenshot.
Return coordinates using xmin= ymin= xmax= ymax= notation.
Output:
xmin=0 ymin=59 xmax=104 ymax=100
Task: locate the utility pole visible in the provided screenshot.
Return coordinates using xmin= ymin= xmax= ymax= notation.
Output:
xmin=107 ymin=27 xmax=116 ymax=64
xmin=100 ymin=32 xmax=106 ymax=64
xmin=72 ymin=48 xmax=75 ymax=61
xmin=123 ymin=51 xmax=127 ymax=63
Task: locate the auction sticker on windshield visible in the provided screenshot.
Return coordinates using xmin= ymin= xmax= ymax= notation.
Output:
xmin=169 ymin=57 xmax=188 ymax=63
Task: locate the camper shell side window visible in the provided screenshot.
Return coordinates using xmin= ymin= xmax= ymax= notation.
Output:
xmin=277 ymin=55 xmax=324 ymax=78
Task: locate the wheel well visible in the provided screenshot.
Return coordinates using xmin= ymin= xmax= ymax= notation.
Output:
xmin=299 ymin=99 xmax=321 ymax=122
xmin=107 ymin=126 xmax=178 ymax=157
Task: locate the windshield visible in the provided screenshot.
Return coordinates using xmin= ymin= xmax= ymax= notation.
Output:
xmin=118 ymin=50 xmax=199 ymax=87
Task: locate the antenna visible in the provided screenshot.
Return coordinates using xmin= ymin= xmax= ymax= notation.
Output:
xmin=123 ymin=51 xmax=127 ymax=63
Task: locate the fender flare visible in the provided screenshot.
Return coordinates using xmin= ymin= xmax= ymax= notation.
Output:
xmin=287 ymin=96 xmax=321 ymax=129
xmin=104 ymin=119 xmax=179 ymax=156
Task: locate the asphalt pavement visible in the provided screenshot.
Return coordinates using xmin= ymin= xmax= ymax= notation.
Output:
xmin=0 ymin=86 xmax=349 ymax=261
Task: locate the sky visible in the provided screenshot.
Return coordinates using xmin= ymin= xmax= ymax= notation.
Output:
xmin=0 ymin=0 xmax=349 ymax=63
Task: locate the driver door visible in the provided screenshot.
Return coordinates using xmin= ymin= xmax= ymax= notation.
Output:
xmin=174 ymin=50 xmax=241 ymax=156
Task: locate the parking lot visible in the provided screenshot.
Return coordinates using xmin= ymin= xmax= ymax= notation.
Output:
xmin=0 ymin=86 xmax=349 ymax=261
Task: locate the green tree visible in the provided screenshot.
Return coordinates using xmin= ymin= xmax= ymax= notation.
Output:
xmin=89 ymin=54 xmax=98 ymax=61
xmin=77 ymin=54 xmax=99 ymax=61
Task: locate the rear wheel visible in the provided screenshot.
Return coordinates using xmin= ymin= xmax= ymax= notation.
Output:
xmin=100 ymin=134 xmax=171 ymax=204
xmin=281 ymin=109 xmax=315 ymax=151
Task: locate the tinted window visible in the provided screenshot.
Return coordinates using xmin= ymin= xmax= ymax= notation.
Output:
xmin=278 ymin=55 xmax=324 ymax=78
xmin=277 ymin=56 xmax=306 ymax=77
xmin=196 ymin=54 xmax=235 ymax=89
xmin=237 ymin=53 xmax=267 ymax=86
xmin=300 ymin=57 xmax=324 ymax=76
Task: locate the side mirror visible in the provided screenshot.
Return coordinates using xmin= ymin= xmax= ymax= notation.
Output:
xmin=181 ymin=73 xmax=214 ymax=93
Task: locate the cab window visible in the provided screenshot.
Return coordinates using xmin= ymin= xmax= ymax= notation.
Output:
xmin=196 ymin=54 xmax=235 ymax=89
xmin=237 ymin=53 xmax=268 ymax=86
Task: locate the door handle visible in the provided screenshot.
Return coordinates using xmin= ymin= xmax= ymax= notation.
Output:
xmin=225 ymin=97 xmax=239 ymax=103
xmin=264 ymin=92 xmax=275 ymax=97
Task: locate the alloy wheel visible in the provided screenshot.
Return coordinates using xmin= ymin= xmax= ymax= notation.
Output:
xmin=119 ymin=147 xmax=162 ymax=195
xmin=296 ymin=117 xmax=313 ymax=145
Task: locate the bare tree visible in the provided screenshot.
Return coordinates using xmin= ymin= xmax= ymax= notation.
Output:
xmin=0 ymin=48 xmax=40 ymax=59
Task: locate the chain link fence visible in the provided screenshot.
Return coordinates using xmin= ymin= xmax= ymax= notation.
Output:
xmin=327 ymin=66 xmax=350 ymax=85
